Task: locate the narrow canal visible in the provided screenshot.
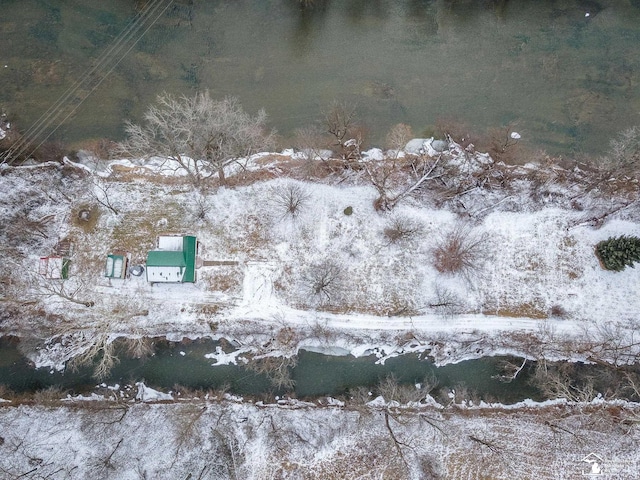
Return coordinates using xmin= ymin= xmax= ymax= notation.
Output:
xmin=0 ymin=336 xmax=545 ymax=404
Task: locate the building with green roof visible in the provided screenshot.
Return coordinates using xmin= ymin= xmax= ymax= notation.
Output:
xmin=146 ymin=235 xmax=197 ymax=283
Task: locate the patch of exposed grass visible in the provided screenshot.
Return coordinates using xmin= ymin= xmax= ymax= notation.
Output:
xmin=108 ymin=164 xmax=192 ymax=186
xmin=513 ymin=251 xmax=544 ymax=272
xmin=196 ymin=303 xmax=223 ymax=315
xmin=110 ymin=200 xmax=188 ymax=261
xmin=297 ymin=441 xmax=409 ymax=480
xmin=564 ymin=268 xmax=581 ymax=280
xmin=557 ymin=234 xmax=583 ymax=280
xmin=224 ymin=215 xmax=269 ymax=257
xmin=199 ymin=267 xmax=242 ymax=294
xmin=486 ymin=302 xmax=548 ymax=319
xmin=225 ymin=165 xmax=279 ymax=187
xmin=561 ymin=235 xmax=577 ymax=248
xmin=32 ymin=386 xmax=66 ymax=406
xmin=444 ymin=453 xmax=502 ymax=479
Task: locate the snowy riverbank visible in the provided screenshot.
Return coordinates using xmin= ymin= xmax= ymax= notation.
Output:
xmin=0 ymin=394 xmax=638 ymax=479
xmin=1 ymin=140 xmax=639 ymax=377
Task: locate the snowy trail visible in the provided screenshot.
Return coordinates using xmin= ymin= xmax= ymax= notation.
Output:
xmin=232 ymin=304 xmax=579 ymax=335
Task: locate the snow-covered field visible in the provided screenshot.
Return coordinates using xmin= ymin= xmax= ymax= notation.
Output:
xmin=1 ymin=142 xmax=638 ymax=373
xmin=0 ymin=394 xmax=638 ymax=479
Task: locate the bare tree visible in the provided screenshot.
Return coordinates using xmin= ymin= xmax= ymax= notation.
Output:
xmin=428 ymin=284 xmax=465 ymax=318
xmin=365 ymin=153 xmax=443 ymax=211
xmin=324 ymin=101 xmax=356 ymax=149
xmin=1 ymin=185 xmax=62 ymax=253
xmin=361 ymin=122 xmax=453 ymax=210
xmin=89 ymin=177 xmax=120 ymax=215
xmin=492 ymin=358 xmax=528 ymax=383
xmin=117 ymin=92 xmax=275 ymax=188
xmin=170 ymin=404 xmax=207 ymax=462
xmin=30 ymin=260 xmax=96 ymax=308
xmin=376 ymin=373 xmax=438 ymax=404
xmin=531 ymin=361 xmax=599 ymax=402
xmin=5 ymin=212 xmax=56 ymax=244
xmin=269 ymin=182 xmax=310 ymax=219
xmin=302 ymin=259 xmax=343 ymax=303
xmin=385 ymin=123 xmax=414 ymax=158
xmin=64 ymin=303 xmax=150 ymax=380
xmin=244 ymin=355 xmax=298 ymax=390
xmin=432 ymin=225 xmax=488 ymax=280
xmin=382 ymin=214 xmax=423 ymax=245
xmin=485 ymin=124 xmax=521 ymax=164
xmin=67 ymin=330 xmax=119 ymax=380
xmin=293 ymin=125 xmax=327 ymax=162
xmin=323 ymin=101 xmax=364 ymax=161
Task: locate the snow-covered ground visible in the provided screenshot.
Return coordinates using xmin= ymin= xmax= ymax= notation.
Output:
xmin=0 ymin=395 xmax=638 ymax=479
xmin=1 ymin=143 xmax=639 ymax=373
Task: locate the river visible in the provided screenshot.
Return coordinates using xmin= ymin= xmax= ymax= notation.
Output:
xmin=1 ymin=0 xmax=640 ymax=155
xmin=0 ymin=336 xmax=545 ymax=404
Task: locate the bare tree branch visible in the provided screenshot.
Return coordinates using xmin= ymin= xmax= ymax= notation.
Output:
xmin=117 ymin=92 xmax=274 ymax=188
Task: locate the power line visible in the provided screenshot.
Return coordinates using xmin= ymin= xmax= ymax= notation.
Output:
xmin=3 ymin=0 xmax=174 ymax=164
xmin=6 ymin=1 xmax=159 ymax=160
xmin=25 ymin=0 xmax=175 ymax=160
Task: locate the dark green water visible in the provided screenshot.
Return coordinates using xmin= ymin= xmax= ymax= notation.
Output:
xmin=0 ymin=336 xmax=542 ymax=404
xmin=293 ymin=349 xmax=541 ymax=403
xmin=2 ymin=0 xmax=640 ymax=155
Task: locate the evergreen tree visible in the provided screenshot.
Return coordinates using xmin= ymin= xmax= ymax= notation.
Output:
xmin=595 ymin=235 xmax=640 ymax=271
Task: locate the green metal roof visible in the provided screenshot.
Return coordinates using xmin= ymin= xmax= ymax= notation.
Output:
xmin=146 ymin=250 xmax=187 ymax=267
xmin=145 ymin=236 xmax=197 ymax=283
xmin=182 ymin=236 xmax=197 ymax=283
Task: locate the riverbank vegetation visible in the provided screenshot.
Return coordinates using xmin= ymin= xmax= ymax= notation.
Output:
xmin=3 ymin=1 xmax=640 ymax=475
xmin=0 ymin=394 xmax=638 ymax=479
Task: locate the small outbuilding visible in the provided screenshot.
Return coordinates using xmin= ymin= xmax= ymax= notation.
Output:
xmin=105 ymin=253 xmax=129 ymax=279
xmin=146 ymin=235 xmax=198 ymax=283
xmin=39 ymin=256 xmax=70 ymax=279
